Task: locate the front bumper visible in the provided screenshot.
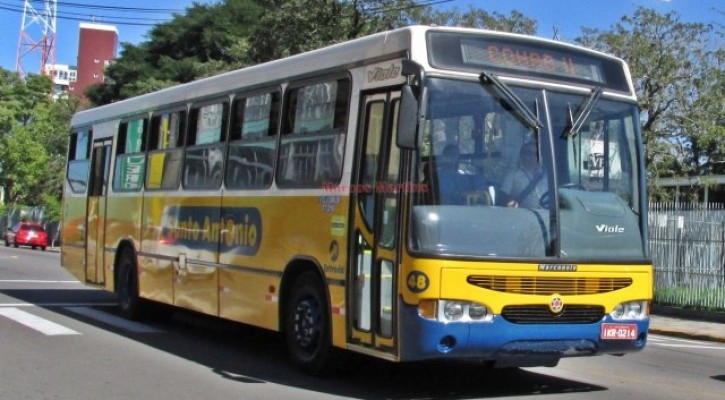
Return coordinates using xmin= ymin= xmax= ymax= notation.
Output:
xmin=398 ymin=303 xmax=649 ymax=367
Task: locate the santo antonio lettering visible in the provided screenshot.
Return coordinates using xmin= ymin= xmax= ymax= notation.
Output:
xmin=160 ymin=206 xmax=262 ymax=255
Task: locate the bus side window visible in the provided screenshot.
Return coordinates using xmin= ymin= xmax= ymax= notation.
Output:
xmin=226 ymin=91 xmax=279 ymax=189
xmin=146 ymin=110 xmax=186 ymax=190
xmin=67 ymin=130 xmax=92 ymax=193
xmin=113 ymin=117 xmax=148 ymax=192
xmin=184 ymin=101 xmax=229 ymax=189
xmin=277 ymin=78 xmax=349 ymax=188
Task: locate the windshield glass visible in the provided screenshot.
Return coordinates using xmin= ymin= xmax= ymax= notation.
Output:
xmin=410 ymin=77 xmax=645 ymax=260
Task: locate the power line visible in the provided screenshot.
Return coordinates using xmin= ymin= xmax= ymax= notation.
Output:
xmin=37 ymin=0 xmax=185 ymax=13
xmin=1 ymin=1 xmax=188 ymax=24
xmin=3 ymin=1 xmax=456 ymax=27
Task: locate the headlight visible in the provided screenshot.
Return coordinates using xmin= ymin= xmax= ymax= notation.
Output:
xmin=611 ymin=301 xmax=648 ymax=320
xmin=468 ymin=303 xmax=489 ymax=320
xmin=433 ymin=300 xmax=494 ymax=322
xmin=443 ymin=302 xmax=464 ymax=321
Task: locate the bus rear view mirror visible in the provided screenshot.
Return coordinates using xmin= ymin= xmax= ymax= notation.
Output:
xmin=397 ymin=85 xmax=419 ymax=150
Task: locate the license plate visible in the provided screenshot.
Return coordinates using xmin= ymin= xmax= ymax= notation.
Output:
xmin=601 ymin=323 xmax=638 ymax=340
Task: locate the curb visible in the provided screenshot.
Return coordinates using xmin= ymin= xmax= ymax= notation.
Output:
xmin=647 ymin=327 xmax=725 ymax=344
xmin=652 ymin=305 xmax=725 ymax=324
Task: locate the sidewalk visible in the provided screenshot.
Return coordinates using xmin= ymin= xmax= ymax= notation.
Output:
xmin=649 ymin=306 xmax=725 ymax=343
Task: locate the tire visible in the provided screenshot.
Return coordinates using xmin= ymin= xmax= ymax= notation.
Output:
xmin=41 ymin=246 xmax=47 ymax=251
xmin=116 ymin=250 xmax=144 ymax=320
xmin=13 ymin=242 xmax=18 ymax=248
xmin=284 ymin=271 xmax=333 ymax=376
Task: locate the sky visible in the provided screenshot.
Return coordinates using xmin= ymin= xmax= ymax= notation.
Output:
xmin=0 ymin=0 xmax=722 ymax=75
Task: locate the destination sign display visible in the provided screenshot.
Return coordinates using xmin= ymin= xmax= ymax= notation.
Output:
xmin=460 ymin=38 xmax=604 ymax=83
xmin=428 ymin=32 xmax=631 ymax=93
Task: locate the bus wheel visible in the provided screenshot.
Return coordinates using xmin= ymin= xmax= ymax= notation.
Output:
xmin=284 ymin=271 xmax=332 ymax=375
xmin=117 ymin=250 xmax=143 ymax=320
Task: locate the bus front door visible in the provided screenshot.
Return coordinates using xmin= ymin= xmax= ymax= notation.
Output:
xmin=85 ymin=139 xmax=111 ymax=285
xmin=349 ymin=91 xmax=401 ymax=356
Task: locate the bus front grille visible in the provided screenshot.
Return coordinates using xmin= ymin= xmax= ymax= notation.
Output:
xmin=501 ymin=305 xmax=605 ymax=324
xmin=467 ymin=275 xmax=632 ymax=295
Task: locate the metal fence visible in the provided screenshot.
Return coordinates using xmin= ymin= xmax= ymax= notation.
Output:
xmin=648 ymin=203 xmax=725 ymax=310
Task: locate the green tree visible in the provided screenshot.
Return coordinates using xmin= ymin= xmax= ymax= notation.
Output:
xmin=248 ymin=1 xmax=537 ymax=63
xmin=410 ymin=6 xmax=537 ymax=35
xmin=28 ymin=96 xmax=80 ymax=218
xmin=1 ymin=71 xmax=52 ymax=132
xmin=0 ymin=126 xmax=50 ymax=206
xmin=576 ymin=7 xmax=724 ymax=200
xmin=0 ymin=69 xmax=74 ymax=218
xmin=86 ymin=0 xmax=262 ymax=105
xmin=87 ymin=0 xmax=539 ymax=105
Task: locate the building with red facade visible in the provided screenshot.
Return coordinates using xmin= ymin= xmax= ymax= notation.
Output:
xmin=69 ymin=22 xmax=118 ymax=99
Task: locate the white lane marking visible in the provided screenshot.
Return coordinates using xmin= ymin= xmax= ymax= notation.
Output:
xmin=648 ymin=334 xmax=725 ymax=350
xmin=0 ymin=280 xmax=80 ymax=283
xmin=0 ymin=302 xmax=117 ymax=307
xmin=0 ymin=307 xmax=80 ymax=336
xmin=64 ymin=306 xmax=163 ymax=334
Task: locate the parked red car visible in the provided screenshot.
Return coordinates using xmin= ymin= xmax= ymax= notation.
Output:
xmin=4 ymin=222 xmax=48 ymax=251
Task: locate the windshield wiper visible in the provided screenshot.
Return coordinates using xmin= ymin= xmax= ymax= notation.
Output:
xmin=480 ymin=71 xmax=542 ymax=130
xmin=566 ymin=86 xmax=603 ymax=137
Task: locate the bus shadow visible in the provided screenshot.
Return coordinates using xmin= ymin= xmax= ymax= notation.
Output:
xmin=2 ymin=288 xmax=607 ymax=399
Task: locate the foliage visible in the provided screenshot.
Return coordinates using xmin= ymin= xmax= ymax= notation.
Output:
xmin=247 ymin=1 xmax=537 ymax=63
xmin=0 ymin=126 xmax=51 ymax=205
xmin=88 ymin=0 xmax=538 ymax=103
xmin=411 ymin=6 xmax=537 ymax=35
xmin=0 ymin=70 xmax=76 ymax=220
xmin=2 ymin=1 xmax=722 ymax=225
xmin=1 ymin=71 xmax=52 ymax=131
xmin=576 ymin=7 xmax=724 ymax=200
xmin=86 ymin=0 xmax=262 ymax=105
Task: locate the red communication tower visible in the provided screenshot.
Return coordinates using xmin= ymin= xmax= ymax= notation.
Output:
xmin=16 ymin=0 xmax=58 ymax=78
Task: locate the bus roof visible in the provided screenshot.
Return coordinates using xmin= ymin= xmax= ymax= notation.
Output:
xmin=71 ymin=25 xmax=630 ymax=128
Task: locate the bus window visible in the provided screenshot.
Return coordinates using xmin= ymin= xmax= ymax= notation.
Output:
xmin=67 ymin=130 xmax=92 ymax=193
xmin=277 ymin=78 xmax=349 ymax=187
xmin=226 ymin=91 xmax=279 ymax=189
xmin=184 ymin=101 xmax=229 ymax=189
xmin=113 ymin=118 xmax=147 ymax=191
xmin=146 ymin=110 xmax=186 ymax=190
xmin=553 ymin=95 xmax=639 ymax=208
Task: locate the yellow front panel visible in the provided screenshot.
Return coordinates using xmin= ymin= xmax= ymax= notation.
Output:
xmin=400 ymin=257 xmax=652 ymax=313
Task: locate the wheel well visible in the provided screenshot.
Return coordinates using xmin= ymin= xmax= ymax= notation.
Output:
xmin=278 ymin=258 xmax=327 ymax=333
xmin=113 ymin=239 xmax=137 ymax=293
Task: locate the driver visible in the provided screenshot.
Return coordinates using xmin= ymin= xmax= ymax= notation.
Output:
xmin=501 ymin=141 xmax=547 ymax=208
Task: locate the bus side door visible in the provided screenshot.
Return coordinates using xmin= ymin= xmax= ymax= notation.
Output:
xmin=86 ymin=139 xmax=112 ymax=285
xmin=349 ymin=90 xmax=401 ymax=355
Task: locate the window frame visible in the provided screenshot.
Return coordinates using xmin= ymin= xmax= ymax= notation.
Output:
xmin=276 ymin=75 xmax=351 ymax=189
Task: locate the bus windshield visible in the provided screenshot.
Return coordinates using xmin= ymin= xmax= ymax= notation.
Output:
xmin=411 ymin=77 xmax=645 ymax=260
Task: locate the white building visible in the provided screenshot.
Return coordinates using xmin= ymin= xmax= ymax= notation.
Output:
xmin=43 ymin=64 xmax=78 ymax=98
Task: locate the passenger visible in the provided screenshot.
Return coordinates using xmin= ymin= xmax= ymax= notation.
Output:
xmin=501 ymin=141 xmax=547 ymax=208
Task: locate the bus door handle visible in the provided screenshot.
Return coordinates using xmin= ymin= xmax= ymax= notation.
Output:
xmin=178 ymin=254 xmax=187 ymax=271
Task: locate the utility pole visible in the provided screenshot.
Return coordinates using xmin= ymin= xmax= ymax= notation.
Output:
xmin=16 ymin=0 xmax=58 ymax=78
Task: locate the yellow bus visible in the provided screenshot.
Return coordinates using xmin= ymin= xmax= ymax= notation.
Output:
xmin=62 ymin=25 xmax=652 ymax=374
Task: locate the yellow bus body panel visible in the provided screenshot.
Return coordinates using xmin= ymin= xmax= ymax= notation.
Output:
xmin=61 ymin=195 xmax=87 ymax=283
xmin=400 ymin=258 xmax=653 ymax=311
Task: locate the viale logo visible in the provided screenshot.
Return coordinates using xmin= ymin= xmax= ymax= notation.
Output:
xmin=596 ymin=224 xmax=624 ymax=233
xmin=367 ymin=64 xmax=401 ymax=83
